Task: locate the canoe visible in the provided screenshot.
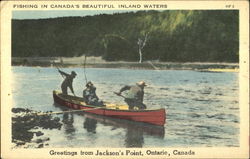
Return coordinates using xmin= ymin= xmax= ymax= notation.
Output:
xmin=53 ymin=90 xmax=166 ymax=126
xmin=54 ymin=103 xmax=165 ymax=138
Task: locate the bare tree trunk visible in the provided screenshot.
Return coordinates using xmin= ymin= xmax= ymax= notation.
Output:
xmin=139 ymin=48 xmax=142 ymax=63
xmin=137 ymin=33 xmax=149 ymax=63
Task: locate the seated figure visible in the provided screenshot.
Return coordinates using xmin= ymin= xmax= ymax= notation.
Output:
xmin=83 ymin=81 xmax=104 ymax=106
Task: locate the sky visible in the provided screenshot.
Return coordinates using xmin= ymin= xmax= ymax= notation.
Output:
xmin=12 ymin=10 xmax=135 ymax=19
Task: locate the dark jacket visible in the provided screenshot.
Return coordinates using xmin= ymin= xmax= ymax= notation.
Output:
xmin=59 ymin=70 xmax=74 ymax=94
xmin=83 ymin=86 xmax=98 ymax=101
xmin=83 ymin=86 xmax=103 ymax=106
xmin=119 ymin=85 xmax=144 ymax=102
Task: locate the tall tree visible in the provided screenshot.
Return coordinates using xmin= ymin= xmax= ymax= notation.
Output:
xmin=137 ymin=32 xmax=149 ymax=63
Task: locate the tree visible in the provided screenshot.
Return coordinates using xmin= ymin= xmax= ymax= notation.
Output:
xmin=137 ymin=32 xmax=149 ymax=63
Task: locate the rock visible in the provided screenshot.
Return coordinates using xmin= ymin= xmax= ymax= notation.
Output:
xmin=36 ymin=131 xmax=44 ymax=137
xmin=12 ymin=108 xmax=62 ymax=148
xmin=35 ymin=139 xmax=43 ymax=143
xmin=37 ymin=144 xmax=44 ymax=148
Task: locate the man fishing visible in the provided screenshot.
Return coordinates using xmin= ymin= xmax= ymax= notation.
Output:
xmin=58 ymin=70 xmax=77 ymax=95
xmin=116 ymin=81 xmax=147 ymax=110
xmin=83 ymin=81 xmax=104 ymax=106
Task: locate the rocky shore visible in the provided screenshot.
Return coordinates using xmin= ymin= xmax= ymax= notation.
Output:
xmin=12 ymin=108 xmax=62 ymax=148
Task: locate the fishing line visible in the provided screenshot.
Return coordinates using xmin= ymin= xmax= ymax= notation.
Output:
xmin=13 ymin=107 xmax=104 ymax=117
xmin=147 ymin=61 xmax=160 ymax=71
xmin=13 ymin=104 xmax=128 ymax=117
xmin=83 ymin=55 xmax=88 ymax=84
xmin=36 ymin=107 xmax=103 ymax=116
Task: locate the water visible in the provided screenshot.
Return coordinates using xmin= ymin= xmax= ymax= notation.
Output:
xmin=12 ymin=66 xmax=239 ymax=147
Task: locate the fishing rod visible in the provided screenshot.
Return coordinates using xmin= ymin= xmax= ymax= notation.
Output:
xmin=53 ymin=60 xmax=64 ymax=78
xmin=83 ymin=55 xmax=88 ymax=84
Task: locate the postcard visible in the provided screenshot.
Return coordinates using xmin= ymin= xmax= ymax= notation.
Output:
xmin=1 ymin=0 xmax=249 ymax=158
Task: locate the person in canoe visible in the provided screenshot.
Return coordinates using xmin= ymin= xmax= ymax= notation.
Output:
xmin=116 ymin=81 xmax=147 ymax=110
xmin=83 ymin=81 xmax=104 ymax=106
xmin=58 ymin=70 xmax=77 ymax=96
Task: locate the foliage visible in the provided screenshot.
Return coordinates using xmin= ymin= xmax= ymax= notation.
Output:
xmin=12 ymin=10 xmax=239 ymax=62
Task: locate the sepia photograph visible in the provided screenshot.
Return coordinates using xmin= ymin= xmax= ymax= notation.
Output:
xmin=1 ymin=0 xmax=249 ymax=158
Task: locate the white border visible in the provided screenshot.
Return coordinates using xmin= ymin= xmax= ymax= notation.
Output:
xmin=1 ymin=1 xmax=249 ymax=158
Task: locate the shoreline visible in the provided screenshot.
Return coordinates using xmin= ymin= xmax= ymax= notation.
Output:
xmin=12 ymin=57 xmax=239 ymax=72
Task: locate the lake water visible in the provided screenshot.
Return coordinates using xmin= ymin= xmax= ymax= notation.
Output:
xmin=12 ymin=66 xmax=239 ymax=147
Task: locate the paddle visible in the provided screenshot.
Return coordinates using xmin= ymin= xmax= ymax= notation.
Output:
xmin=114 ymin=92 xmax=147 ymax=110
xmin=114 ymin=92 xmax=127 ymax=99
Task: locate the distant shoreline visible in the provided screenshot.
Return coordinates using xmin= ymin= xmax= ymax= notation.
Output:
xmin=12 ymin=57 xmax=239 ymax=71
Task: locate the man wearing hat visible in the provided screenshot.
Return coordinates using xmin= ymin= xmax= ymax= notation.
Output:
xmin=117 ymin=81 xmax=147 ymax=110
xmin=58 ymin=70 xmax=77 ymax=95
xmin=83 ymin=81 xmax=104 ymax=106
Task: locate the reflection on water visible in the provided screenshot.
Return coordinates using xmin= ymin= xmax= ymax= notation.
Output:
xmin=83 ymin=118 xmax=97 ymax=133
xmin=62 ymin=113 xmax=75 ymax=140
xmin=12 ymin=67 xmax=239 ymax=147
xmin=125 ymin=127 xmax=144 ymax=147
xmin=83 ymin=112 xmax=164 ymax=147
xmin=82 ymin=109 xmax=164 ymax=147
xmin=55 ymin=102 xmax=165 ymax=147
xmin=83 ymin=115 xmax=146 ymax=147
xmin=53 ymin=102 xmax=165 ymax=147
xmin=82 ymin=111 xmax=165 ymax=139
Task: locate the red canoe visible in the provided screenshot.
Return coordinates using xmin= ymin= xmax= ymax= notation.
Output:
xmin=53 ymin=90 xmax=166 ymax=126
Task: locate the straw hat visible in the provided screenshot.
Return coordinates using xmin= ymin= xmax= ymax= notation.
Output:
xmin=136 ymin=81 xmax=147 ymax=86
